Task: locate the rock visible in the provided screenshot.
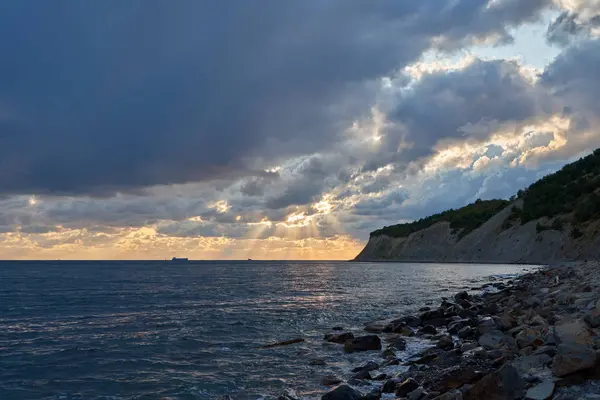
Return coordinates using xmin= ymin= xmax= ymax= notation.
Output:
xmin=552 ymin=344 xmax=597 ymax=377
xmin=458 ymin=326 xmax=474 ymax=339
xmin=380 ymin=348 xmax=395 ymax=358
xmin=437 ymin=335 xmax=454 ymax=350
xmin=555 ymin=319 xmax=593 ymax=346
xmin=461 ymin=342 xmax=479 ymax=352
xmin=331 ymin=326 xmax=344 ymax=331
xmin=382 ymin=378 xmax=400 ymax=393
xmin=433 ymin=390 xmax=463 ymax=400
xmin=585 ymin=308 xmax=600 ymax=328
xmin=511 ymin=354 xmax=552 ymax=375
xmin=463 ymin=365 xmax=525 ymax=400
xmin=478 ymin=317 xmax=497 ymax=334
xmin=344 ymin=336 xmax=382 ymax=353
xmin=516 ymin=328 xmax=544 ymax=349
xmin=420 ymin=306 xmax=431 ymax=312
xmin=524 ymin=380 xmax=554 ymax=400
xmin=387 ymin=336 xmax=407 ymax=351
xmin=395 ymin=325 xmax=416 ymax=336
xmin=372 ymin=373 xmax=387 ymax=381
xmin=361 ymin=393 xmax=381 ymax=400
xmin=364 ymin=321 xmax=387 ymax=333
xmin=352 ymin=361 xmax=379 ymax=373
xmin=530 ymin=315 xmax=548 ymax=326
xmin=320 ymin=375 xmax=343 ymax=386
xmin=407 ymin=387 xmax=427 ymax=400
xmin=403 ymin=315 xmax=423 ymax=327
xmin=420 ymin=325 xmax=438 ymax=335
xmin=498 ymin=312 xmax=517 ymax=330
xmin=525 ymin=296 xmax=542 ymax=308
xmin=479 ymin=330 xmax=511 ymax=350
xmin=533 ymin=346 xmax=557 ymax=357
xmin=352 ymin=369 xmax=372 ymax=380
xmin=260 ymin=338 xmax=305 ymax=348
xmin=216 ymin=396 xmax=234 ymax=400
xmin=310 ymin=358 xmax=326 ymax=366
xmin=448 ymin=319 xmax=470 ymax=334
xmin=325 ymin=332 xmax=354 ymax=344
xmin=278 ymin=388 xmax=299 ymax=400
xmin=396 ymin=378 xmax=420 ymax=397
xmin=429 ymin=366 xmax=483 ymax=393
xmin=455 ymin=291 xmax=471 ymax=302
xmin=321 ymin=384 xmax=362 ymax=400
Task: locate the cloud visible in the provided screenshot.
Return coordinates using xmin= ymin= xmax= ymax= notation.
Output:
xmin=0 ymin=0 xmax=552 ymax=196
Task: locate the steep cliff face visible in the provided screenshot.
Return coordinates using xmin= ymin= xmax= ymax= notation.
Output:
xmin=354 ymin=202 xmax=600 ymax=263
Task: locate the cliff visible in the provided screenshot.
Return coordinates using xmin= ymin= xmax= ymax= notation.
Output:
xmin=355 ymin=149 xmax=600 ymax=263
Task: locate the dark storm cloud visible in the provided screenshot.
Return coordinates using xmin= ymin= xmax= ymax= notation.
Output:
xmin=0 ymin=0 xmax=552 ymax=196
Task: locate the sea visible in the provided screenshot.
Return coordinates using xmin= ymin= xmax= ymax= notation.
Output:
xmin=0 ymin=261 xmax=541 ymax=400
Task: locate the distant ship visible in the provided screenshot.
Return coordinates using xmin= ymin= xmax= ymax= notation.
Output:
xmin=171 ymin=257 xmax=189 ymax=262
xmin=248 ymin=258 xmax=252 ymax=261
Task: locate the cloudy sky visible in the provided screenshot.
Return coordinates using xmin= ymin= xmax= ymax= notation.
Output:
xmin=1 ymin=0 xmax=600 ymax=260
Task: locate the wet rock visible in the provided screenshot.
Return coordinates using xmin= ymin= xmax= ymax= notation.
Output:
xmin=478 ymin=317 xmax=497 ymax=334
xmin=260 ymin=338 xmax=305 ymax=348
xmin=432 ymin=390 xmax=463 ymax=400
xmin=460 ymin=342 xmax=479 ymax=352
xmin=344 ymin=336 xmax=382 ymax=353
xmin=530 ymin=315 xmax=548 ymax=326
xmin=387 ymin=336 xmax=407 ymax=351
xmin=420 ymin=325 xmax=438 ymax=335
xmin=278 ymin=388 xmax=299 ymax=400
xmin=331 ymin=326 xmax=344 ymax=331
xmin=352 ymin=361 xmax=379 ymax=373
xmin=420 ymin=306 xmax=431 ymax=312
xmin=372 ymin=373 xmax=387 ymax=381
xmin=320 ymin=375 xmax=343 ymax=386
xmin=380 ymin=356 xmax=401 ymax=367
xmin=525 ymin=380 xmax=554 ymax=400
xmin=463 ymin=365 xmax=525 ymax=400
xmin=552 ymin=344 xmax=597 ymax=377
xmin=364 ymin=321 xmax=387 ymax=333
xmin=324 ymin=332 xmax=354 ymax=344
xmin=360 ymin=393 xmax=381 ymax=400
xmin=310 ymin=358 xmax=326 ymax=366
xmin=380 ymin=348 xmax=395 ymax=358
xmin=382 ymin=378 xmax=401 ymax=393
xmin=407 ymin=386 xmax=427 ymax=400
xmin=455 ymin=291 xmax=471 ymax=302
xmin=585 ymin=308 xmax=600 ymax=328
xmin=437 ymin=335 xmax=454 ymax=350
xmin=396 ymin=378 xmax=420 ymax=397
xmin=498 ymin=312 xmax=517 ymax=330
xmin=555 ymin=319 xmax=593 ymax=346
xmin=321 ymin=384 xmax=363 ymax=400
xmin=396 ymin=325 xmax=416 ymax=336
xmin=352 ymin=369 xmax=372 ymax=380
xmin=458 ymin=326 xmax=475 ymax=339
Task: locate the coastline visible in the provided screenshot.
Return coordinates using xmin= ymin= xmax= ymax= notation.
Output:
xmin=261 ymin=261 xmax=600 ymax=400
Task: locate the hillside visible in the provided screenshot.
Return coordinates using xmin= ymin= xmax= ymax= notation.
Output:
xmin=355 ymin=149 xmax=600 ymax=263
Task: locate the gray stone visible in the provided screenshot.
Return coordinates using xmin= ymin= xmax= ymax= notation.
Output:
xmin=532 ymin=346 xmax=557 ymax=357
xmin=352 ymin=361 xmax=379 ymax=373
xmin=433 ymin=390 xmax=463 ymax=400
xmin=479 ymin=330 xmax=510 ymax=350
xmin=516 ymin=327 xmax=544 ymax=349
xmin=458 ymin=326 xmax=474 ymax=339
xmin=408 ymin=386 xmax=426 ymax=400
xmin=437 ymin=335 xmax=454 ymax=350
xmin=555 ymin=319 xmax=593 ymax=346
xmin=382 ymin=378 xmax=401 ymax=393
xmin=478 ymin=317 xmax=497 ymax=334
xmin=512 ymin=354 xmax=552 ymax=375
xmin=364 ymin=321 xmax=387 ymax=333
xmin=585 ymin=308 xmax=600 ymax=328
xmin=420 ymin=325 xmax=438 ymax=335
xmin=320 ymin=375 xmax=343 ymax=386
xmin=344 ymin=335 xmax=382 ymax=353
xmin=321 ymin=384 xmax=362 ymax=400
xmin=324 ymin=332 xmax=354 ymax=344
xmin=463 ymin=365 xmax=524 ymax=400
xmin=387 ymin=336 xmax=407 ymax=351
xmin=396 ymin=378 xmax=420 ymax=397
xmin=524 ymin=380 xmax=554 ymax=400
xmin=552 ymin=344 xmax=597 ymax=377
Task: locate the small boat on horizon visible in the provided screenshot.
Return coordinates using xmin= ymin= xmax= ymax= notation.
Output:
xmin=172 ymin=257 xmax=189 ymax=262
xmin=248 ymin=258 xmax=252 ymax=261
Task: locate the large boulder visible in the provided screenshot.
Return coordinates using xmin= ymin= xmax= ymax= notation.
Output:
xmin=524 ymin=380 xmax=554 ymax=400
xmin=554 ymin=319 xmax=592 ymax=346
xmin=552 ymin=344 xmax=597 ymax=377
xmin=463 ymin=365 xmax=524 ymax=400
xmin=396 ymin=378 xmax=420 ymax=397
xmin=344 ymin=335 xmax=382 ymax=353
xmin=321 ymin=384 xmax=362 ymax=400
xmin=324 ymin=332 xmax=354 ymax=344
xmin=478 ymin=330 xmax=516 ymax=351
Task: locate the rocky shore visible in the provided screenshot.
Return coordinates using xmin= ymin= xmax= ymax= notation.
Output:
xmin=268 ymin=261 xmax=600 ymax=400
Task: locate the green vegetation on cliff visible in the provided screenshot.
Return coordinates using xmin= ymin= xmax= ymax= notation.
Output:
xmin=371 ymin=199 xmax=509 ymax=239
xmin=520 ymin=149 xmax=600 ymax=224
xmin=370 ymin=148 xmax=600 ymax=240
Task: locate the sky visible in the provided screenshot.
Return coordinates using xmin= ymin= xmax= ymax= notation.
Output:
xmin=1 ymin=0 xmax=600 ymax=260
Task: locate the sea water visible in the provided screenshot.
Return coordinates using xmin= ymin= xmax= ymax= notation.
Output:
xmin=0 ymin=261 xmax=540 ymax=399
